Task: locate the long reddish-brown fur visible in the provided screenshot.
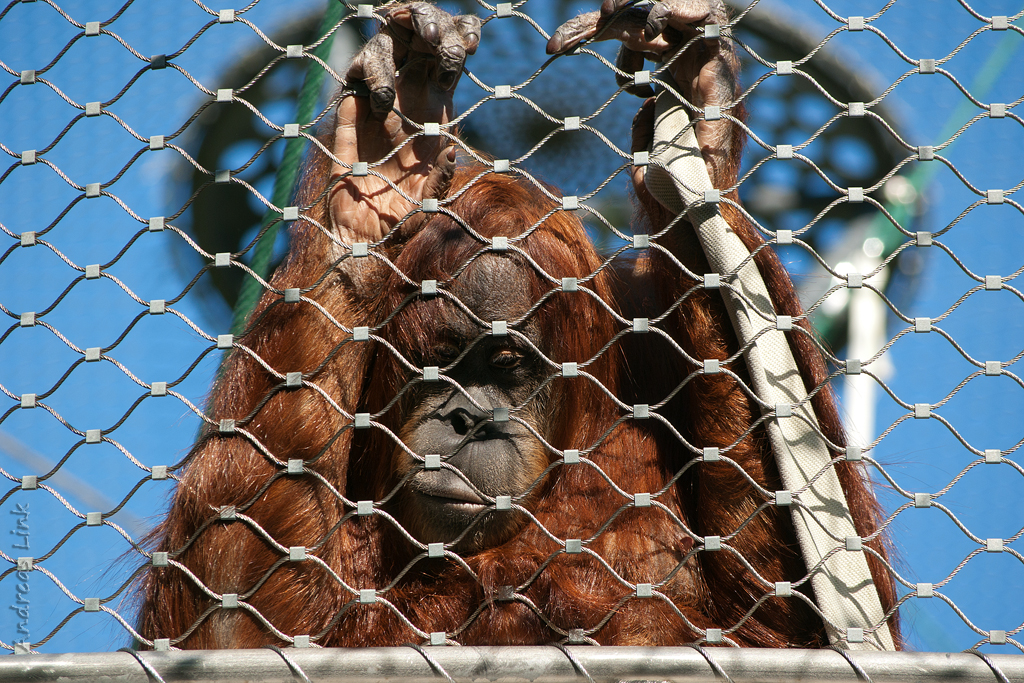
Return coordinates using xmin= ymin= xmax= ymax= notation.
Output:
xmin=137 ymin=117 xmax=900 ymax=646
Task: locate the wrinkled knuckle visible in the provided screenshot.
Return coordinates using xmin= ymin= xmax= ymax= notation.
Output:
xmin=439 ymin=44 xmax=466 ymax=68
xmin=370 ymin=85 xmax=396 ymax=112
xmin=457 ymin=16 xmax=482 ymax=44
xmin=644 ymin=14 xmax=667 ymax=39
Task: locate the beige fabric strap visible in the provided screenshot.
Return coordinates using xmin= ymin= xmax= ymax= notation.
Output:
xmin=644 ymin=88 xmax=894 ymax=651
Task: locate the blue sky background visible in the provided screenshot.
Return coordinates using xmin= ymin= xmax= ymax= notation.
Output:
xmin=0 ymin=0 xmax=1021 ymax=654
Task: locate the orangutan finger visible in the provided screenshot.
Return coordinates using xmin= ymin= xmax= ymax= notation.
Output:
xmin=616 ymin=45 xmax=656 ymax=97
xmin=347 ymin=32 xmax=397 ymax=119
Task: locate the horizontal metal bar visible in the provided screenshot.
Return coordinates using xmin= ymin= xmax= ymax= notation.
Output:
xmin=1 ymin=647 xmax=1021 ymax=683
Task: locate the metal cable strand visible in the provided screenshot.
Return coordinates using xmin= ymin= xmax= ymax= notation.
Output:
xmin=685 ymin=644 xmax=736 ymax=683
xmin=263 ymin=644 xmax=313 ymax=683
xmin=829 ymin=645 xmax=875 ymax=682
xmin=552 ymin=643 xmax=596 ymax=683
xmin=404 ymin=643 xmax=457 ymax=683
xmin=966 ymin=649 xmax=1012 ymax=683
xmin=117 ymin=647 xmax=167 ymax=683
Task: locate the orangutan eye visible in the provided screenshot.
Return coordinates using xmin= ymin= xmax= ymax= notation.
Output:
xmin=434 ymin=343 xmax=461 ymax=363
xmin=490 ymin=348 xmax=522 ymax=369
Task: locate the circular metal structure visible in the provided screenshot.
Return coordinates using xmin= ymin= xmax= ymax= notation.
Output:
xmin=171 ymin=3 xmax=922 ymax=352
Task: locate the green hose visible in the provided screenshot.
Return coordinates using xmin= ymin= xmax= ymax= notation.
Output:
xmin=230 ymin=1 xmax=347 ymax=335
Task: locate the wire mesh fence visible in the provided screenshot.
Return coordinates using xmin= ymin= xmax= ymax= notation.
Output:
xmin=0 ymin=0 xmax=1022 ymax=677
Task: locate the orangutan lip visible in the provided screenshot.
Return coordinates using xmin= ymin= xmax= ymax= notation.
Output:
xmin=423 ymin=489 xmax=486 ymax=506
xmin=431 ymin=496 xmax=488 ymax=511
xmin=412 ymin=471 xmax=487 ymax=505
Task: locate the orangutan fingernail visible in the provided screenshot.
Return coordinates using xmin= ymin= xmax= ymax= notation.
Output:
xmin=546 ymin=32 xmax=563 ymax=54
xmin=422 ymin=22 xmax=439 ymax=46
